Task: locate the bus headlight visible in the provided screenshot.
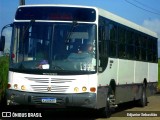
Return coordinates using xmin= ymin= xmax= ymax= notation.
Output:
xmin=74 ymin=87 xmax=79 ymax=92
xmin=21 ymin=85 xmax=26 ymax=90
xmin=14 ymin=84 xmax=18 ymax=89
xmin=82 ymin=86 xmax=87 ymax=92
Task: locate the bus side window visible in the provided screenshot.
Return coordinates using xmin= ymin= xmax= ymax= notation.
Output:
xmin=109 ymin=24 xmax=117 ymax=57
xmin=141 ymin=36 xmax=147 ymax=61
xmin=135 ymin=34 xmax=140 ymax=60
xmin=118 ymin=27 xmax=126 ymax=58
xmin=147 ymin=38 xmax=157 ymax=63
xmin=98 ymin=17 xmax=109 ymax=72
xmin=126 ymin=31 xmax=135 ymax=59
xmin=152 ymin=39 xmax=158 ymax=63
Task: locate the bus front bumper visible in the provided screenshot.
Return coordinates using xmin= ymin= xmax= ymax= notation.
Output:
xmin=6 ymin=89 xmax=96 ymax=108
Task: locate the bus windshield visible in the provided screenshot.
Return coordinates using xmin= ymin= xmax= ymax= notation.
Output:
xmin=10 ymin=22 xmax=97 ymax=73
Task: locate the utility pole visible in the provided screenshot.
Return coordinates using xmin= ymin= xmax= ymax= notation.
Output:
xmin=19 ymin=0 xmax=25 ymax=5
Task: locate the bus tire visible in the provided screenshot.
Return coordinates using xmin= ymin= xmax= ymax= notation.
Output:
xmin=100 ymin=86 xmax=113 ymax=118
xmin=139 ymin=83 xmax=147 ymax=107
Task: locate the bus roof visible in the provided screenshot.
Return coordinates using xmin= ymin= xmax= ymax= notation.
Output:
xmin=17 ymin=4 xmax=157 ymax=38
xmin=98 ymin=8 xmax=158 ymax=38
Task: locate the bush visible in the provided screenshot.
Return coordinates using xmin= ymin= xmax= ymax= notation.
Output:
xmin=0 ymin=56 xmax=9 ymax=101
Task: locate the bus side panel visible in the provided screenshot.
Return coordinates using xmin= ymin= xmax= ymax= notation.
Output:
xmin=118 ymin=59 xmax=134 ymax=84
xmin=96 ymin=86 xmax=109 ymax=109
xmin=98 ymin=58 xmax=118 ymax=86
xmin=135 ymin=61 xmax=148 ymax=83
xmin=146 ymin=82 xmax=157 ymax=97
xmin=96 ymin=58 xmax=158 ymax=109
xmin=97 ymin=58 xmax=118 ymax=109
xmin=148 ymin=63 xmax=158 ymax=83
xmin=115 ymin=84 xmax=142 ymax=104
xmin=147 ymin=63 xmax=158 ymax=96
xmin=116 ymin=59 xmax=139 ymax=103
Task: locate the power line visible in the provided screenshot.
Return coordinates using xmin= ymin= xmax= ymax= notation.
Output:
xmin=134 ymin=0 xmax=160 ymax=13
xmin=124 ymin=0 xmax=160 ymax=16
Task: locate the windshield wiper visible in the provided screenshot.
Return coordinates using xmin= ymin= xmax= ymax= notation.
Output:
xmin=65 ymin=21 xmax=78 ymax=43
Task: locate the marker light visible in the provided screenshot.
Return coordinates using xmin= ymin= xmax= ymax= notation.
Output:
xmin=21 ymin=85 xmax=26 ymax=90
xmin=8 ymin=84 xmax=11 ymax=89
xmin=11 ymin=53 xmax=15 ymax=59
xmin=74 ymin=87 xmax=79 ymax=92
xmin=90 ymin=87 xmax=96 ymax=92
xmin=14 ymin=84 xmax=18 ymax=89
xmin=82 ymin=87 xmax=87 ymax=92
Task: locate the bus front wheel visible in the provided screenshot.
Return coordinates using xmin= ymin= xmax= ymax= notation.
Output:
xmin=100 ymin=86 xmax=114 ymax=118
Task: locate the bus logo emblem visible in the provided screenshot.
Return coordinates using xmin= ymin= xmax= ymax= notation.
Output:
xmin=47 ymin=87 xmax=52 ymax=92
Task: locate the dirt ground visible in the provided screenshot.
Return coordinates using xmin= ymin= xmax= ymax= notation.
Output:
xmin=0 ymin=94 xmax=160 ymax=120
xmin=97 ymin=94 xmax=160 ymax=120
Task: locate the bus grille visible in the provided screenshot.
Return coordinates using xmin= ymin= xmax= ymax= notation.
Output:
xmin=31 ymin=85 xmax=69 ymax=93
xmin=25 ymin=77 xmax=75 ymax=93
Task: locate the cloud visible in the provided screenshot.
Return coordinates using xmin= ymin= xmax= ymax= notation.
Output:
xmin=142 ymin=19 xmax=160 ymax=37
xmin=142 ymin=18 xmax=160 ymax=57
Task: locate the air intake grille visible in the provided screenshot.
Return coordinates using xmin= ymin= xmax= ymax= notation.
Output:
xmin=25 ymin=77 xmax=75 ymax=93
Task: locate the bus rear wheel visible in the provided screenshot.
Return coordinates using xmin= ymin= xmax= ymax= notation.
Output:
xmin=138 ymin=83 xmax=147 ymax=107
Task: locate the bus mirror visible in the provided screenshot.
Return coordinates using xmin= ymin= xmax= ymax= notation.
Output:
xmin=0 ymin=36 xmax=5 ymax=51
xmin=0 ymin=23 xmax=13 ymax=51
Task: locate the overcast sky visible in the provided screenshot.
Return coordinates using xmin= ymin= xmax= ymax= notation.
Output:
xmin=0 ymin=0 xmax=160 ymax=57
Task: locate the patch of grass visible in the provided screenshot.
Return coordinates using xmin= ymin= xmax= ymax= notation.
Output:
xmin=0 ymin=56 xmax=9 ymax=101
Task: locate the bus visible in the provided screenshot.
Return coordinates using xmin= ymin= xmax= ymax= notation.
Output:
xmin=0 ymin=4 xmax=158 ymax=117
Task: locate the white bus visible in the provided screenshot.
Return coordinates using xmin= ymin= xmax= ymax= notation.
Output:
xmin=0 ymin=4 xmax=158 ymax=117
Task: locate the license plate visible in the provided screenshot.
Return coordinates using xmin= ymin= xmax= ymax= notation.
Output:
xmin=41 ymin=98 xmax=56 ymax=103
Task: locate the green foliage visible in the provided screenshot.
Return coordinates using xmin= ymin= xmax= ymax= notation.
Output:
xmin=0 ymin=56 xmax=9 ymax=101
